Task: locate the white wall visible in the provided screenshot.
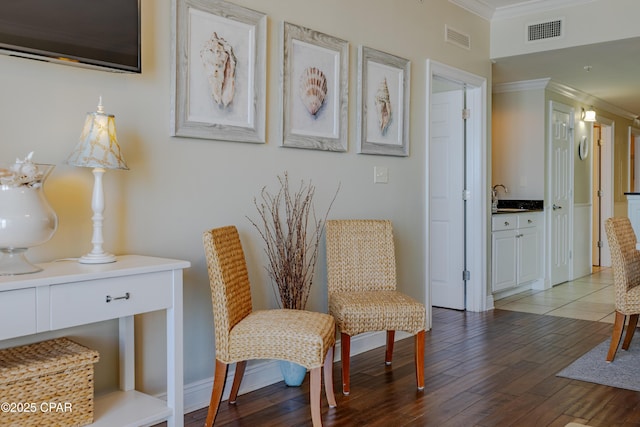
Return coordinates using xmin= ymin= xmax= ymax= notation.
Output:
xmin=492 ymin=82 xmax=546 ymax=199
xmin=491 ymin=0 xmax=640 ymax=58
xmin=0 ymin=0 xmax=490 ymax=405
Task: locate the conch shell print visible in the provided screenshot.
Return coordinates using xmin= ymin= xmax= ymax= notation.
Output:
xmin=299 ymin=67 xmax=327 ymax=116
xmin=375 ymin=77 xmax=392 ymax=134
xmin=200 ymin=32 xmax=237 ymax=108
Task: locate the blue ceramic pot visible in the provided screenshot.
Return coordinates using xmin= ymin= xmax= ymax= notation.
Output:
xmin=279 ymin=360 xmax=307 ymax=387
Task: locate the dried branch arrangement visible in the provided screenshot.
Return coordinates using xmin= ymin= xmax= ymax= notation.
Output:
xmin=248 ymin=172 xmax=338 ymax=310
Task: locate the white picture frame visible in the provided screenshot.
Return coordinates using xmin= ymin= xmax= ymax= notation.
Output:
xmin=357 ymin=46 xmax=410 ymax=156
xmin=280 ymin=22 xmax=349 ymax=151
xmin=171 ymin=0 xmax=267 ymax=143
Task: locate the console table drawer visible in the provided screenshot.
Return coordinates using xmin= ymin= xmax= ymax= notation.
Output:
xmin=0 ymin=288 xmax=37 ymax=340
xmin=50 ymin=271 xmax=173 ymax=329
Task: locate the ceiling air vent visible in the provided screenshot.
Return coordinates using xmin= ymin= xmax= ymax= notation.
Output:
xmin=445 ymin=25 xmax=471 ymax=50
xmin=527 ymin=18 xmax=563 ymax=42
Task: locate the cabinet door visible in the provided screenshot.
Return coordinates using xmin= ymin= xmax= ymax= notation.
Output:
xmin=492 ymin=229 xmax=517 ymax=292
xmin=517 ymin=226 xmax=540 ymax=284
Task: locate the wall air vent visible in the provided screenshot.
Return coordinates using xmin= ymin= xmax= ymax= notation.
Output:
xmin=527 ymin=18 xmax=563 ymax=42
xmin=445 ymin=25 xmax=471 ymax=50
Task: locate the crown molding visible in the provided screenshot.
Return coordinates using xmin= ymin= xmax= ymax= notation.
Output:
xmin=448 ymin=0 xmax=494 ymax=20
xmin=493 ymin=78 xmax=550 ymax=92
xmin=493 ymin=78 xmax=637 ymax=120
xmin=449 ymin=0 xmax=595 ymax=21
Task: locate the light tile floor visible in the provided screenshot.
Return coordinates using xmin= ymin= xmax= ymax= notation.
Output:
xmin=494 ymin=267 xmax=616 ymax=323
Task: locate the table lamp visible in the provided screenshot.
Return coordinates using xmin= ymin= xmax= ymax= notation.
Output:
xmin=66 ymin=97 xmax=128 ymax=264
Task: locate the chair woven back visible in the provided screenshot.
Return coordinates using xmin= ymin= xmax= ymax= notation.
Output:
xmin=605 ymin=217 xmax=640 ymax=307
xmin=326 ymin=219 xmax=397 ymax=293
xmin=203 ymin=226 xmax=253 ymax=361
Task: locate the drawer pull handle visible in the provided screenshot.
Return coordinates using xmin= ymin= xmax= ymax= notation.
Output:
xmin=106 ymin=292 xmax=130 ymax=303
xmin=528 ymin=219 xmax=533 ymax=223
xmin=504 ymin=221 xmax=510 ymax=226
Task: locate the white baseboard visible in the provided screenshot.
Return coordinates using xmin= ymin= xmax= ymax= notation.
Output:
xmin=486 ymin=293 xmax=495 ymax=310
xmin=159 ymin=330 xmax=408 ymax=414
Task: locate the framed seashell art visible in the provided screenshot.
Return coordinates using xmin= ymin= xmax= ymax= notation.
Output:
xmin=280 ymin=22 xmax=349 ymax=152
xmin=171 ymin=0 xmax=266 ymax=143
xmin=356 ymin=46 xmax=410 ymax=156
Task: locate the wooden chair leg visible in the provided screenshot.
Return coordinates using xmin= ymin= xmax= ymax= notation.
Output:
xmin=205 ymin=359 xmax=228 ymax=427
xmin=341 ymin=333 xmax=351 ymax=395
xmin=310 ymin=366 xmax=322 ymax=427
xmin=622 ymin=313 xmax=639 ymax=350
xmin=324 ymin=346 xmax=337 ymax=408
xmin=228 ymin=360 xmax=247 ymax=404
xmin=607 ymin=311 xmax=626 ymax=362
xmin=415 ymin=330 xmax=425 ymax=390
xmin=385 ymin=330 xmax=395 ymax=366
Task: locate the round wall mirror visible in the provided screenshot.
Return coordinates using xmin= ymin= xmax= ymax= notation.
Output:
xmin=578 ymin=136 xmax=589 ymax=160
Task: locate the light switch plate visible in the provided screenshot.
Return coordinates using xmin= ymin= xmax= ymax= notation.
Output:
xmin=374 ymin=166 xmax=389 ymax=184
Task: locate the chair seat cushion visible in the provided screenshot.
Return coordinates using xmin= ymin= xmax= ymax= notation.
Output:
xmin=226 ymin=309 xmax=335 ymax=369
xmin=329 ymin=291 xmax=426 ymax=336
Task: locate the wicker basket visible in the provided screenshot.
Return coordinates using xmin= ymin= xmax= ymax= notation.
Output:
xmin=0 ymin=337 xmax=99 ymax=427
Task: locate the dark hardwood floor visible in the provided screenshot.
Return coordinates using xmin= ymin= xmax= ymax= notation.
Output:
xmin=157 ymin=307 xmax=640 ymax=427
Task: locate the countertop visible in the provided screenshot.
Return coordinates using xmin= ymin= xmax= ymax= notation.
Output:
xmin=492 ymin=199 xmax=544 ymax=215
xmin=492 ymin=208 xmax=543 ymax=215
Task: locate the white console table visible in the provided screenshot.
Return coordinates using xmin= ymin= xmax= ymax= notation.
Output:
xmin=0 ymin=255 xmax=190 ymax=427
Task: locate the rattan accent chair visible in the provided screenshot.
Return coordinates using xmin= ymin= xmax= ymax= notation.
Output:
xmin=325 ymin=219 xmax=426 ymax=395
xmin=203 ymin=226 xmax=337 ymax=427
xmin=604 ymin=217 xmax=640 ymax=362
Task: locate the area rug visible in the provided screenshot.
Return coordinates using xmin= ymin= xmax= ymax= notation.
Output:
xmin=557 ymin=338 xmax=640 ymax=392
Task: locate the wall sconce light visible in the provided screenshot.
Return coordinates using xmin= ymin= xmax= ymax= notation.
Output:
xmin=581 ymin=107 xmax=596 ymax=122
xmin=66 ymin=97 xmax=128 ymax=264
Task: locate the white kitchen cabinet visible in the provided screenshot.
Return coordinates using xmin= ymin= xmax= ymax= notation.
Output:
xmin=492 ymin=212 xmax=542 ymax=293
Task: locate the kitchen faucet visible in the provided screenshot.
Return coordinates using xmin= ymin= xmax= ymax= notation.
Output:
xmin=492 ymin=184 xmax=508 ymax=195
xmin=491 ymin=184 xmax=508 ymax=212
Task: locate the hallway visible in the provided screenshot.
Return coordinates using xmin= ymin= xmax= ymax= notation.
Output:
xmin=494 ymin=268 xmax=615 ymax=322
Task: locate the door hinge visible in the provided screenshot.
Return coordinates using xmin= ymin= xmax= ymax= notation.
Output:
xmin=597 ymin=190 xmax=603 ymax=197
xmin=462 ymin=189 xmax=470 ymax=200
xmin=598 ymin=138 xmax=603 ymax=147
xmin=463 ymin=270 xmax=471 ymax=281
xmin=597 ymin=240 xmax=603 ymax=248
xmin=462 ymin=109 xmax=470 ymax=120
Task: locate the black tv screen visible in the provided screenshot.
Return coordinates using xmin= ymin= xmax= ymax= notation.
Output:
xmin=0 ymin=0 xmax=141 ymax=73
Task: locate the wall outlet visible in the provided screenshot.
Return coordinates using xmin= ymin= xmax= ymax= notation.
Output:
xmin=374 ymin=166 xmax=389 ymax=184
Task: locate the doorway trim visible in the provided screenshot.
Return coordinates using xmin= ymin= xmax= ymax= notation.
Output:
xmin=628 ymin=126 xmax=640 ymax=192
xmin=425 ymin=59 xmax=488 ymax=317
xmin=595 ymin=117 xmax=614 ymax=268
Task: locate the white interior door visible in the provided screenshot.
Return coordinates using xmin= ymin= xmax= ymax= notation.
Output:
xmin=549 ymin=101 xmax=573 ymax=285
xmin=429 ymin=77 xmax=465 ymax=309
xmin=426 ymin=59 xmax=487 ymax=315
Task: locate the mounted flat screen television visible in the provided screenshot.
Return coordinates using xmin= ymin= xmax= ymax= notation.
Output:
xmin=0 ymin=0 xmax=141 ymax=73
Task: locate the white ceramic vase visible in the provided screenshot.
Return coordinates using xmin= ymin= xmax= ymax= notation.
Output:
xmin=0 ymin=164 xmax=58 ymax=275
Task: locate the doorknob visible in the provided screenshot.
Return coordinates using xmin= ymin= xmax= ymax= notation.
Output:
xmin=553 ymin=204 xmax=562 ymax=210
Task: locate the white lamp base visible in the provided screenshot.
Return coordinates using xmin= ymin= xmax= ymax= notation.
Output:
xmin=79 ymin=167 xmax=118 ymax=265
xmin=78 ymin=252 xmax=117 ymax=264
